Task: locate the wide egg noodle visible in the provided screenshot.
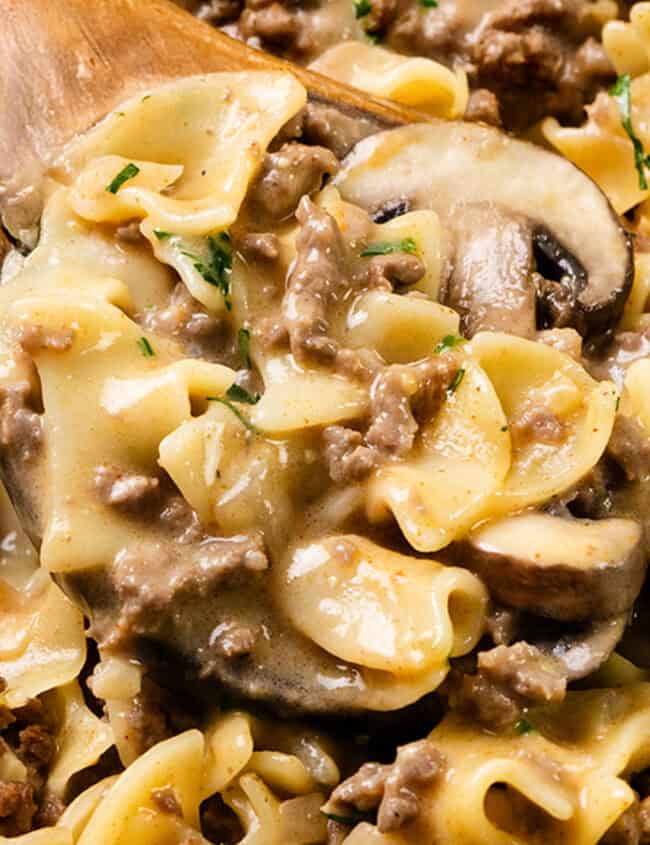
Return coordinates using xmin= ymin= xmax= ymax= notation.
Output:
xmin=7 ymin=292 xmax=234 ymax=572
xmin=470 ymin=332 xmax=617 ymax=514
xmin=279 ymin=534 xmax=487 ymax=676
xmin=309 ymin=42 xmax=468 ymax=119
xmin=59 ymin=73 xmax=307 ymax=237
xmin=366 ymin=361 xmax=510 ymax=552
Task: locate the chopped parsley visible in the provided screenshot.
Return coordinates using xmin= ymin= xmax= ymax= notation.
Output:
xmin=354 ymin=0 xmax=372 ymax=17
xmin=106 ymin=162 xmax=140 ymax=194
xmin=515 ymin=718 xmax=535 ymax=735
xmin=615 ymin=395 xmax=621 ymax=412
xmin=321 ymin=810 xmax=375 ymax=826
xmin=447 ymin=368 xmax=465 ymax=395
xmin=500 ymin=425 xmax=509 ymax=432
xmin=153 ymin=229 xmax=173 ymax=241
xmin=238 ymin=328 xmax=252 ymax=369
xmin=207 ymin=396 xmax=259 ymax=433
xmin=137 ymin=336 xmax=155 ymax=357
xmin=434 ymin=334 xmax=464 ymax=354
xmin=226 ymin=383 xmax=260 ymax=405
xmin=610 ymin=74 xmax=650 ymax=191
xmin=360 ymin=237 xmax=417 ymax=257
xmin=182 ymin=232 xmax=232 ymax=309
xmin=419 ymin=0 xmax=438 ymax=6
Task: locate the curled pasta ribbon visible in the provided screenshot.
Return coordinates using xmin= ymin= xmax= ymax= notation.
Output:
xmin=541 ymin=74 xmax=650 ymax=215
xmin=603 ymin=3 xmax=650 ymax=77
xmin=310 ymin=42 xmax=468 ymax=119
xmin=279 ymin=534 xmax=487 ymax=705
xmin=470 ymin=332 xmax=617 ymax=515
xmin=7 ymin=293 xmax=234 ymax=571
xmin=60 ymin=73 xmax=306 ymax=237
xmin=344 ymin=684 xmax=650 ymax=845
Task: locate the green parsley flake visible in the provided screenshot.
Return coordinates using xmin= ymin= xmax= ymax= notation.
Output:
xmin=419 ymin=0 xmax=438 ymax=6
xmin=500 ymin=425 xmax=509 ymax=432
xmin=615 ymin=395 xmax=621 ymax=412
xmin=207 ymin=396 xmax=259 ymax=433
xmin=447 ymin=368 xmax=466 ymax=395
xmin=238 ymin=328 xmax=252 ymax=369
xmin=354 ymin=0 xmax=372 ymax=18
xmin=153 ymin=229 xmax=173 ymax=241
xmin=515 ymin=718 xmax=535 ymax=735
xmin=610 ymin=74 xmax=650 ymax=191
xmin=106 ymin=162 xmax=140 ymax=194
xmin=226 ymin=383 xmax=260 ymax=405
xmin=181 ymin=232 xmax=232 ymax=309
xmin=434 ymin=334 xmax=464 ymax=354
xmin=361 ymin=237 xmax=417 ymax=257
xmin=137 ymin=337 xmax=155 ymax=357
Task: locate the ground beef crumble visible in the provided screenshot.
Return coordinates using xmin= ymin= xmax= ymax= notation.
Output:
xmin=323 ymin=739 xmax=445 ymax=834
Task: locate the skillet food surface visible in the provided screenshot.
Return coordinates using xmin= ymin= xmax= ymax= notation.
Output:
xmin=3 ymin=2 xmax=650 ymax=844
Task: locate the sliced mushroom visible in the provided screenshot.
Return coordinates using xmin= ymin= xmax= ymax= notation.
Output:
xmin=457 ymin=512 xmax=645 ymax=622
xmin=335 ymin=122 xmax=633 ymax=340
xmin=538 ymin=615 xmax=629 ymax=682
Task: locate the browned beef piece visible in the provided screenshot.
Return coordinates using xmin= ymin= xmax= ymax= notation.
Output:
xmin=322 ymin=356 xmax=458 ymax=484
xmin=141 ymin=282 xmax=225 ymax=361
xmin=479 ymin=642 xmax=567 ymax=702
xmin=94 ymin=465 xmax=160 ymax=511
xmin=282 ymin=197 xmax=347 ymax=365
xmin=601 ymin=802 xmax=643 ymax=845
xmin=0 ymin=781 xmax=37 ymax=836
xmin=249 ymin=142 xmax=338 ymax=222
xmin=470 ymin=0 xmax=614 ymax=130
xmin=237 ymin=232 xmax=280 ymax=262
xmin=16 ymin=324 xmax=74 ymax=353
xmin=106 ymin=531 xmax=268 ymax=650
xmin=0 ymin=383 xmax=42 ymax=463
xmin=509 ymin=405 xmax=568 ymax=447
xmin=607 ymin=416 xmax=650 ymax=483
xmin=325 ymin=740 xmax=444 ymax=834
xmin=239 ymin=2 xmax=301 ymax=49
xmin=17 ymin=724 xmax=55 ymax=771
xmin=322 ymin=425 xmax=377 ymax=485
xmin=448 ymin=642 xmax=566 ymax=729
xmin=464 ymin=88 xmax=502 ymax=126
xmin=486 ymin=606 xmax=521 ymax=646
xmin=151 ymin=786 xmax=183 ymax=817
xmin=194 ymin=0 xmax=243 ymax=24
xmin=366 ymin=253 xmax=425 ymax=290
xmin=301 ymin=103 xmax=381 ymax=160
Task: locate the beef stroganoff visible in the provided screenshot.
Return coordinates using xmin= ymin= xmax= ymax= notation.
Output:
xmin=4 ymin=2 xmax=650 ymax=844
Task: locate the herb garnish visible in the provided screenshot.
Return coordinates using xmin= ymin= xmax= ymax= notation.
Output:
xmin=610 ymin=74 xmax=650 ymax=191
xmin=207 ymin=396 xmax=259 ymax=432
xmin=360 ymin=237 xmax=417 ymax=257
xmin=447 ymin=368 xmax=465 ymax=395
xmin=515 ymin=718 xmax=535 ymax=735
xmin=419 ymin=0 xmax=438 ymax=6
xmin=137 ymin=337 xmax=155 ymax=357
xmin=106 ymin=162 xmax=140 ymax=194
xmin=321 ymin=810 xmax=375 ymax=826
xmin=615 ymin=395 xmax=621 ymax=412
xmin=354 ymin=0 xmax=372 ymax=17
xmin=500 ymin=425 xmax=508 ymax=432
xmin=226 ymin=384 xmax=260 ymax=405
xmin=434 ymin=334 xmax=464 ymax=354
xmin=153 ymin=229 xmax=173 ymax=241
xmin=238 ymin=328 xmax=252 ymax=369
xmin=182 ymin=232 xmax=232 ymax=309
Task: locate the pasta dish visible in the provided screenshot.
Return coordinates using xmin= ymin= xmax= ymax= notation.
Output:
xmin=3 ymin=1 xmax=650 ymax=843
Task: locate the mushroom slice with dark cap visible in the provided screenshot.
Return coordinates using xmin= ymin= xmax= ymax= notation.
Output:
xmin=334 ymin=121 xmax=633 ymax=341
xmin=457 ymin=512 xmax=646 ymax=622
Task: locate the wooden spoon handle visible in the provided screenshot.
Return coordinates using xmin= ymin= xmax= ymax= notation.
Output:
xmin=0 ymin=0 xmax=427 ymax=233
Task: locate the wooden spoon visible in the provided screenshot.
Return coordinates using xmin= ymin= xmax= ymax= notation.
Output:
xmin=0 ymin=0 xmax=428 ymax=238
